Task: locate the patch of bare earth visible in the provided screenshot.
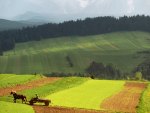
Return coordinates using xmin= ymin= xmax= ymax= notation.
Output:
xmin=101 ymin=82 xmax=147 ymax=113
xmin=33 ymin=105 xmax=109 ymax=113
xmin=0 ymin=77 xmax=60 ymax=96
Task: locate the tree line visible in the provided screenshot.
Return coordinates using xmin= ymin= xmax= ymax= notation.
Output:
xmin=133 ymin=59 xmax=150 ymax=80
xmin=1 ymin=15 xmax=150 ymax=54
xmin=86 ymin=61 xmax=122 ymax=79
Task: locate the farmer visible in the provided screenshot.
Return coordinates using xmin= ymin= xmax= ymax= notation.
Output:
xmin=35 ymin=94 xmax=39 ymax=100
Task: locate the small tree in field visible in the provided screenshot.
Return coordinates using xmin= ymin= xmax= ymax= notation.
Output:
xmin=135 ymin=72 xmax=142 ymax=80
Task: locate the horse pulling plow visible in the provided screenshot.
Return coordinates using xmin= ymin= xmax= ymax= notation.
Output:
xmin=10 ymin=91 xmax=51 ymax=106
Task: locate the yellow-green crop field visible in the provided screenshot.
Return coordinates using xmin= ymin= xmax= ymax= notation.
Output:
xmin=0 ymin=101 xmax=34 ymax=113
xmin=46 ymin=80 xmax=125 ymax=110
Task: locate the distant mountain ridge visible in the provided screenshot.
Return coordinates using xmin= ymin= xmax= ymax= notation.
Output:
xmin=0 ymin=18 xmax=48 ymax=31
xmin=0 ymin=19 xmax=30 ymax=31
xmin=14 ymin=12 xmax=51 ymax=23
xmin=13 ymin=11 xmax=89 ymax=23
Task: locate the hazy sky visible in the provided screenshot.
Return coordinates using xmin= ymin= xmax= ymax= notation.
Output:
xmin=0 ymin=0 xmax=150 ymax=20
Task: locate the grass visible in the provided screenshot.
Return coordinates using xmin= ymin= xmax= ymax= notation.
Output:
xmin=0 ymin=31 xmax=150 ymax=74
xmin=137 ymin=83 xmax=150 ymax=113
xmin=21 ymin=77 xmax=88 ymax=99
xmin=0 ymin=101 xmax=34 ymax=113
xmin=0 ymin=74 xmax=41 ymax=88
xmin=0 ymin=77 xmax=89 ymax=103
xmin=46 ymin=80 xmax=125 ymax=110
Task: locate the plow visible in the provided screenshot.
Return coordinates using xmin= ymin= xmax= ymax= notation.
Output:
xmin=29 ymin=97 xmax=51 ymax=106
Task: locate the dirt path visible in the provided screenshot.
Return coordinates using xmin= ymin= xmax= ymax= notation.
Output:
xmin=101 ymin=82 xmax=147 ymax=113
xmin=33 ymin=105 xmax=109 ymax=113
xmin=0 ymin=77 xmax=60 ymax=96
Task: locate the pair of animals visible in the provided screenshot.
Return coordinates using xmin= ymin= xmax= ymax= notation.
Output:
xmin=10 ymin=91 xmax=38 ymax=103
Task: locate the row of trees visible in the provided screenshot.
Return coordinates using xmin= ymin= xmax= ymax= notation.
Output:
xmin=44 ymin=72 xmax=85 ymax=77
xmin=86 ymin=61 xmax=122 ymax=79
xmin=134 ymin=60 xmax=150 ymax=80
xmin=1 ymin=15 xmax=150 ymax=54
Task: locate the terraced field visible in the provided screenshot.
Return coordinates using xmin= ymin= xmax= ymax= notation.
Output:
xmin=0 ymin=74 xmax=149 ymax=113
xmin=0 ymin=31 xmax=150 ymax=74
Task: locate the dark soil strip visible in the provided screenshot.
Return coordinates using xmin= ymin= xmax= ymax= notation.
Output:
xmin=33 ymin=105 xmax=109 ymax=113
xmin=101 ymin=82 xmax=148 ymax=113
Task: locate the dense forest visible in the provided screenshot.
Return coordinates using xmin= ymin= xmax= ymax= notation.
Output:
xmin=1 ymin=15 xmax=150 ymax=54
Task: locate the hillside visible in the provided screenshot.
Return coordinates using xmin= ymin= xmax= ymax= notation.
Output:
xmin=0 ymin=19 xmax=30 ymax=31
xmin=1 ymin=15 xmax=150 ymax=54
xmin=0 ymin=31 xmax=149 ymax=74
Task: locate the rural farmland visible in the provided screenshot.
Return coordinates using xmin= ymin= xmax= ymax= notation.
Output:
xmin=0 ymin=74 xmax=149 ymax=113
xmin=1 ymin=1 xmax=150 ymax=113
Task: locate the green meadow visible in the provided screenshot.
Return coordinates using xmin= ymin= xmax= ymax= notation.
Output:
xmin=137 ymin=83 xmax=150 ymax=113
xmin=0 ymin=101 xmax=34 ymax=113
xmin=46 ymin=80 xmax=125 ymax=110
xmin=0 ymin=31 xmax=150 ymax=74
xmin=0 ymin=74 xmax=40 ymax=88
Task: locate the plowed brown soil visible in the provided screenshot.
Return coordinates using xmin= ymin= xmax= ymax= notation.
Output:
xmin=101 ymin=82 xmax=147 ymax=113
xmin=0 ymin=77 xmax=60 ymax=96
xmin=33 ymin=105 xmax=109 ymax=113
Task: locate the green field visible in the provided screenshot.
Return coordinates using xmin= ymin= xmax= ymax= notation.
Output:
xmin=0 ymin=74 xmax=37 ymax=113
xmin=0 ymin=76 xmax=88 ymax=112
xmin=0 ymin=74 xmax=149 ymax=112
xmin=0 ymin=76 xmax=125 ymax=111
xmin=0 ymin=77 xmax=88 ymax=103
xmin=137 ymin=83 xmax=150 ymax=113
xmin=46 ymin=80 xmax=125 ymax=110
xmin=0 ymin=74 xmax=40 ymax=88
xmin=20 ymin=77 xmax=88 ymax=99
xmin=0 ymin=31 xmax=150 ymax=74
xmin=0 ymin=101 xmax=34 ymax=113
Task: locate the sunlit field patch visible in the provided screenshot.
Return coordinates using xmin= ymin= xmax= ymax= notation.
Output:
xmin=0 ymin=101 xmax=34 ymax=113
xmin=46 ymin=80 xmax=125 ymax=110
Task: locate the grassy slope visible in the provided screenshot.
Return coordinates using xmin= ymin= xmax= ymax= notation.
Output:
xmin=0 ymin=74 xmax=41 ymax=88
xmin=137 ymin=83 xmax=150 ymax=113
xmin=1 ymin=31 xmax=150 ymax=74
xmin=0 ymin=101 xmax=34 ymax=113
xmin=46 ymin=80 xmax=125 ymax=110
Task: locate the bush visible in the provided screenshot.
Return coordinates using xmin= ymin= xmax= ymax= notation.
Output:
xmin=135 ymin=72 xmax=142 ymax=80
